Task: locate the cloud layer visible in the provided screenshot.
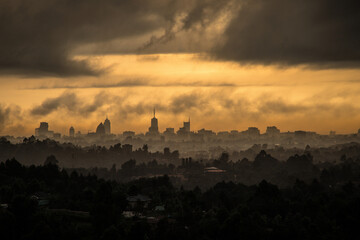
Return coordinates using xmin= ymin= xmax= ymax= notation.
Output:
xmin=0 ymin=0 xmax=232 ymax=76
xmin=0 ymin=0 xmax=168 ymax=76
xmin=19 ymin=89 xmax=360 ymax=133
xmin=215 ymin=0 xmax=360 ymax=67
xmin=30 ymin=91 xmax=120 ymax=117
xmin=2 ymin=0 xmax=359 ymax=76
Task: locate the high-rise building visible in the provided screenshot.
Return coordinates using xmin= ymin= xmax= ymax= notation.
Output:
xmin=69 ymin=126 xmax=75 ymax=138
xmin=177 ymin=117 xmax=191 ymax=135
xmin=104 ymin=116 xmax=111 ymax=135
xmin=37 ymin=122 xmax=48 ymax=135
xmin=35 ymin=122 xmax=54 ymax=138
xmin=184 ymin=117 xmax=190 ymax=132
xmin=96 ymin=123 xmax=105 ymax=136
xmin=148 ymin=108 xmax=159 ymax=134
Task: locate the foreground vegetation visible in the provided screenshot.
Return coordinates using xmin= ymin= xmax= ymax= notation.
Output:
xmin=1 ymin=158 xmax=360 ymax=240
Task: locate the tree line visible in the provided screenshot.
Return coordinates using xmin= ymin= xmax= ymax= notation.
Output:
xmin=0 ymin=158 xmax=360 ymax=240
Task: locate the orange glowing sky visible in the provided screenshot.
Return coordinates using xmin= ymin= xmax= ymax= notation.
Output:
xmin=1 ymin=54 xmax=360 ymax=136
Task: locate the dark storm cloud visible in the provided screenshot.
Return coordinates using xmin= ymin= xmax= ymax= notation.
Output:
xmin=117 ymin=93 xmax=207 ymax=118
xmin=259 ymin=99 xmax=309 ymax=114
xmin=0 ymin=0 xmax=233 ymax=76
xmin=215 ymin=0 xmax=360 ymax=67
xmin=79 ymin=92 xmax=114 ymax=115
xmin=139 ymin=0 xmax=234 ymax=51
xmin=2 ymin=0 xmax=359 ymax=76
xmin=169 ymin=93 xmax=208 ymax=114
xmin=25 ymin=80 xmax=237 ymax=89
xmin=30 ymin=92 xmax=79 ymax=116
xmin=0 ymin=0 xmax=167 ymax=76
xmin=25 ymin=79 xmax=149 ymax=89
xmin=119 ymin=103 xmax=167 ymax=118
xmin=30 ymin=91 xmax=118 ymax=116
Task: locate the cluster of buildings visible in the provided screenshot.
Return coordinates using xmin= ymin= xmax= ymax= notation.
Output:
xmin=35 ymin=122 xmax=61 ymax=139
xmin=33 ymin=109 xmax=360 ymax=145
xmin=33 ymin=109 xmax=192 ymax=140
xmin=35 ymin=116 xmax=112 ymax=139
xmin=145 ymin=109 xmax=191 ymax=138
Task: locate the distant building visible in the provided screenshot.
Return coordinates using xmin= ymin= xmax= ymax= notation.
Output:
xmin=197 ymin=128 xmax=215 ymax=139
xmin=69 ymin=126 xmax=75 ymax=138
xmin=164 ymin=128 xmax=175 ymax=134
xmin=177 ymin=117 xmax=191 ymax=135
xmin=217 ymin=131 xmax=230 ymax=137
xmin=329 ymin=131 xmax=336 ymax=136
xmin=183 ymin=118 xmax=190 ymax=132
xmin=104 ymin=116 xmax=111 ymax=135
xmin=246 ymin=127 xmax=260 ymax=137
xmin=35 ymin=122 xmax=54 ymax=138
xmin=39 ymin=122 xmax=48 ymax=132
xmin=53 ymin=133 xmax=61 ymax=139
xmin=266 ymin=126 xmax=280 ymax=136
xmin=163 ymin=128 xmax=175 ymax=139
xmin=123 ymin=131 xmax=135 ymax=138
xmin=295 ymin=130 xmax=307 ymax=138
xmin=147 ymin=108 xmax=159 ymax=135
xmin=96 ymin=123 xmax=105 ymax=136
xmin=35 ymin=122 xmax=48 ymax=136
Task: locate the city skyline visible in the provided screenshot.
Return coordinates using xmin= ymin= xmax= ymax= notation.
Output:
xmin=30 ymin=112 xmax=358 ymax=138
xmin=2 ymin=59 xmax=360 ymax=136
xmin=1 ymin=1 xmax=360 ymax=136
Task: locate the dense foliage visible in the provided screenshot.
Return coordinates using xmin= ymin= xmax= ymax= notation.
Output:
xmin=1 ymin=158 xmax=360 ymax=240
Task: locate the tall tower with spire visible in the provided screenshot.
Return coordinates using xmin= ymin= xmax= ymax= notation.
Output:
xmin=148 ymin=108 xmax=159 ymax=134
xmin=104 ymin=116 xmax=111 ymax=135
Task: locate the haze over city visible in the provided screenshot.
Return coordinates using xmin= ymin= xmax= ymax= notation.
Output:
xmin=1 ymin=1 xmax=360 ymax=239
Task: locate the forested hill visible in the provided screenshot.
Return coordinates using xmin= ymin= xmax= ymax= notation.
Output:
xmin=1 ymin=159 xmax=360 ymax=240
xmin=0 ymin=137 xmax=180 ymax=168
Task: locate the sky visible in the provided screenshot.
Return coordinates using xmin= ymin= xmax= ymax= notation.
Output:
xmin=1 ymin=0 xmax=360 ymax=136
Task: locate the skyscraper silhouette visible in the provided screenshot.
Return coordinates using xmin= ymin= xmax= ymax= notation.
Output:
xmin=148 ymin=108 xmax=159 ymax=134
xmin=104 ymin=116 xmax=111 ymax=135
xmin=69 ymin=126 xmax=75 ymax=138
xmin=96 ymin=123 xmax=105 ymax=136
xmin=177 ymin=117 xmax=191 ymax=135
